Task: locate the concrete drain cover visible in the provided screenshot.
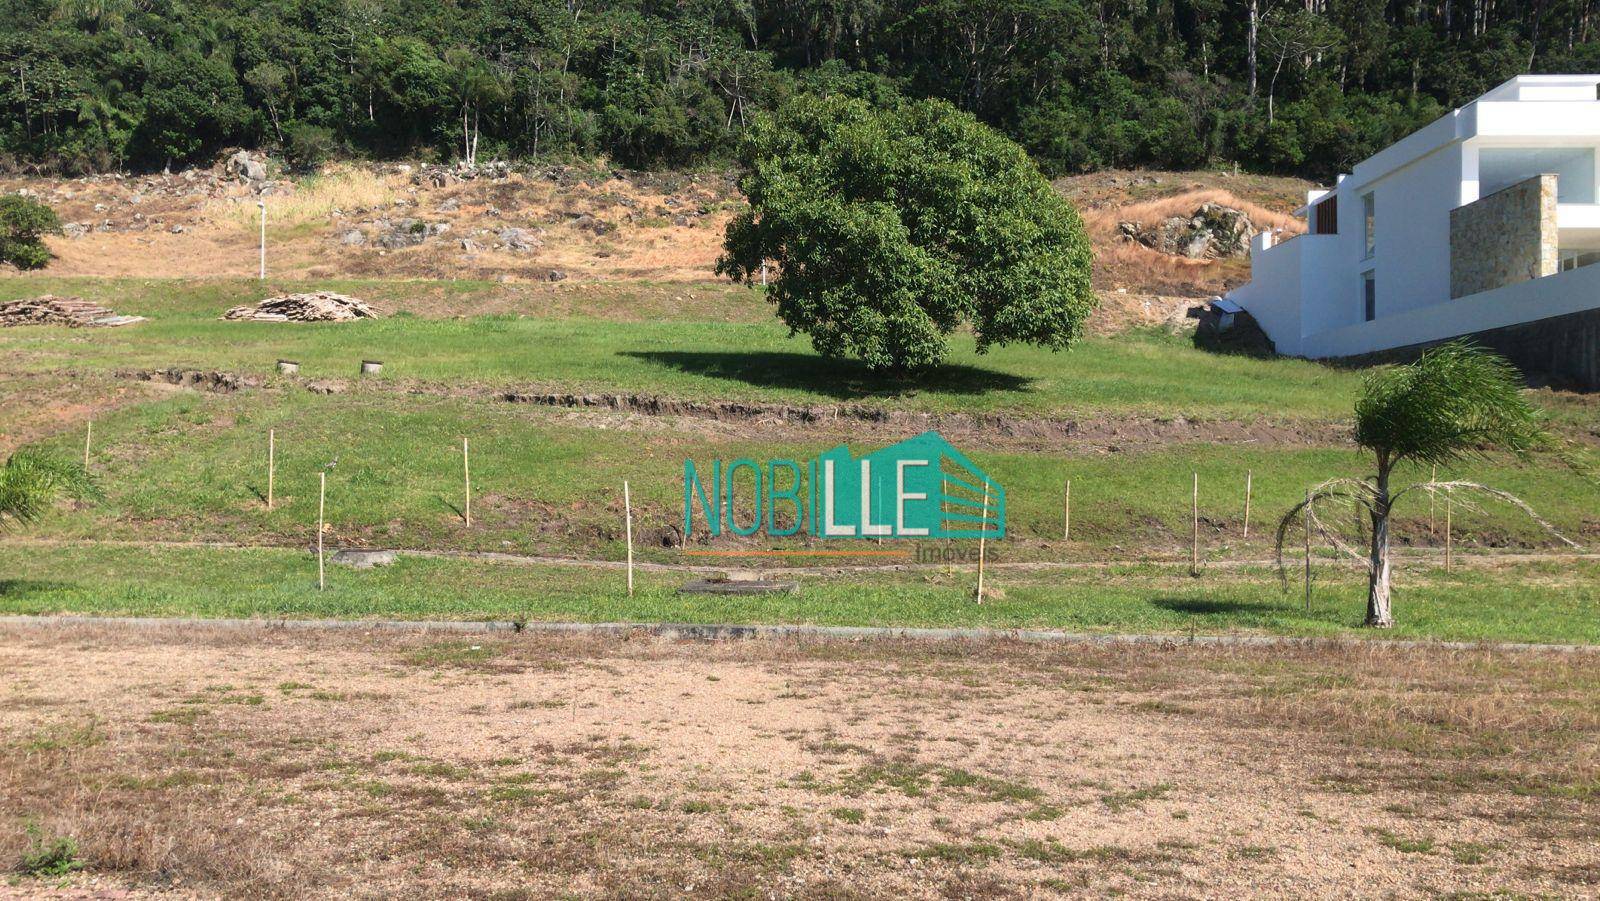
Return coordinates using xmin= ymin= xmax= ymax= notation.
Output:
xmin=331 ymin=549 xmax=398 ymax=569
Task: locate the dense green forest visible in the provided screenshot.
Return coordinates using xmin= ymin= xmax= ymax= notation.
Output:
xmin=5 ymin=0 xmax=1600 ymax=177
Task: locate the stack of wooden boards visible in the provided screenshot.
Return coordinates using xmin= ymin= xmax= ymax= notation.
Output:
xmin=0 ymin=295 xmax=146 ymax=328
xmin=221 ymin=292 xmax=379 ymax=323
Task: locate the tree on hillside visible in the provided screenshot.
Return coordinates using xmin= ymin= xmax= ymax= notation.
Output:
xmin=717 ymin=94 xmax=1096 ymax=373
xmin=1258 ymin=9 xmax=1343 ymax=122
xmin=1276 ymin=342 xmax=1585 ymax=628
xmin=0 ymin=449 xmax=97 ymax=533
xmin=0 ymin=194 xmax=62 ymax=271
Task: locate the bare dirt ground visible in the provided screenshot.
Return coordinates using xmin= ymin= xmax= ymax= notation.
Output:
xmin=2 ymin=625 xmax=1595 ymax=898
xmin=2 ymin=163 xmax=1310 ymax=302
xmin=1 ymin=163 xmax=739 ymax=284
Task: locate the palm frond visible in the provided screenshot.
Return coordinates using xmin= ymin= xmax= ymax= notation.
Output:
xmin=1272 ymin=477 xmax=1375 ymax=585
xmin=1393 ymin=480 xmax=1581 ymax=549
xmin=1355 ymin=341 xmax=1554 ymax=469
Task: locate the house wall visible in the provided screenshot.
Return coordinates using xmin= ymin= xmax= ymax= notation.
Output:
xmin=1225 ymin=232 xmax=1304 ymax=355
xmin=1224 ymin=232 xmax=1345 ymax=356
xmin=1333 ymin=142 xmax=1464 ymax=327
xmin=1448 ymin=174 xmax=1558 ymax=298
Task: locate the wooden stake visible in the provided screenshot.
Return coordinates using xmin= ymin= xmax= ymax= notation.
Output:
xmin=1429 ymin=464 xmax=1438 ymax=536
xmin=1242 ymin=469 xmax=1253 ymax=540
xmin=1445 ymin=498 xmax=1453 ymax=573
xmin=1062 ymin=478 xmax=1071 ymax=541
xmin=1303 ymin=489 xmax=1313 ymax=612
xmin=317 ymin=471 xmax=326 ymax=591
xmin=463 ymin=437 xmax=472 ymax=527
xmin=975 ymin=483 xmax=990 ymax=603
xmin=1191 ymin=472 xmax=1200 ymax=576
xmin=267 ymin=429 xmax=275 ymax=510
xmin=83 ymin=420 xmax=92 ymax=469
xmin=624 ymin=480 xmax=634 ymax=597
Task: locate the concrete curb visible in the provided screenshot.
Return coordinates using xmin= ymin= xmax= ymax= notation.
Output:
xmin=0 ymin=615 xmax=1594 ymax=654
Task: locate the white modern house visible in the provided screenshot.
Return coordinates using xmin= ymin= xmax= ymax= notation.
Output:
xmin=1226 ymin=74 xmax=1600 ymax=388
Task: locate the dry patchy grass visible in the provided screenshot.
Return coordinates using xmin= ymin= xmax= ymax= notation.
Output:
xmin=1 ymin=626 xmax=1595 ymax=898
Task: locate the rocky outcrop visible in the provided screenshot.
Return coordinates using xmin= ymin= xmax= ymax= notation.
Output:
xmin=375 ymin=218 xmax=450 ymax=249
xmin=1119 ymin=203 xmax=1258 ymax=259
xmin=226 ymin=150 xmax=268 ymax=182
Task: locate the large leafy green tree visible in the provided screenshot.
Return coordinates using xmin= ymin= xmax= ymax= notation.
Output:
xmin=1278 ymin=343 xmax=1582 ymax=628
xmin=717 ymin=94 xmax=1096 ymax=372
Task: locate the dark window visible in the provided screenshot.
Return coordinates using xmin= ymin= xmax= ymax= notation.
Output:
xmin=1362 ymin=193 xmax=1375 ymax=259
xmin=1313 ymin=196 xmax=1338 ymax=234
xmin=1362 ymin=271 xmax=1376 ymax=322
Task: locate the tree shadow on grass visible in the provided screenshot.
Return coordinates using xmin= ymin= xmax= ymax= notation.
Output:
xmin=0 ymin=579 xmax=73 ymax=597
xmin=1151 ymin=596 xmax=1260 ymax=616
xmin=436 ymin=495 xmax=467 ymax=523
xmin=621 ymin=350 xmax=1033 ymax=401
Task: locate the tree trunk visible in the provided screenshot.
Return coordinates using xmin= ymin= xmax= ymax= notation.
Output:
xmin=1248 ymin=0 xmax=1259 ymax=96
xmin=1365 ymin=463 xmax=1394 ymax=627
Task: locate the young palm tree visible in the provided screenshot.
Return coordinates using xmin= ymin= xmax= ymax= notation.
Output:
xmin=1278 ymin=342 xmax=1580 ymax=628
xmin=0 ymin=449 xmax=98 ymax=532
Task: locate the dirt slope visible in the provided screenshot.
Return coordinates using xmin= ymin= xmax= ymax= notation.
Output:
xmin=3 ymin=164 xmax=1312 ymax=305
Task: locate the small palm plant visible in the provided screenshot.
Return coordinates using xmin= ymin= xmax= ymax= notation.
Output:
xmin=0 ymin=449 xmax=98 ymax=532
xmin=1277 ymin=342 xmax=1583 ymax=628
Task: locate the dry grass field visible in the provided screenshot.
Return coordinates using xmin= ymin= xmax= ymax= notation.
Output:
xmin=2 ymin=624 xmax=1596 ymax=898
xmin=2 ymin=164 xmax=1312 ymax=301
xmin=1 ymin=163 xmax=740 ymax=284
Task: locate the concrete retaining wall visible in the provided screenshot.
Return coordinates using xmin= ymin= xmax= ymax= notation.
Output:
xmin=1338 ymin=302 xmax=1600 ymax=389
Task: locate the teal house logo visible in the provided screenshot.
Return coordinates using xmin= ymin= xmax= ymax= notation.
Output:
xmin=683 ymin=431 xmax=1003 ymax=539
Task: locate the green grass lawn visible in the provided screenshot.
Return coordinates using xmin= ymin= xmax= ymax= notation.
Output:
xmin=19 ymin=387 xmax=1599 ymax=560
xmin=2 ymin=544 xmax=1596 ymax=644
xmin=6 ymin=274 xmax=1599 ymax=643
xmin=0 ymin=276 xmax=1364 ymax=419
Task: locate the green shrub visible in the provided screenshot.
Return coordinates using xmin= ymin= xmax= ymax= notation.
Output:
xmin=18 ymin=823 xmax=83 ymax=877
xmin=0 ymin=195 xmax=63 ymax=271
xmin=283 ymin=123 xmax=337 ymax=173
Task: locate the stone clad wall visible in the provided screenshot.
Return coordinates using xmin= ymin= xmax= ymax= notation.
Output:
xmin=1449 ymin=174 xmax=1558 ymax=299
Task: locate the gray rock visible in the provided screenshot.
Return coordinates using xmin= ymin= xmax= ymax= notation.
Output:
xmin=498 ymin=227 xmax=539 ymax=251
xmin=227 ymin=150 xmax=268 ymax=182
xmin=340 ymin=229 xmax=367 ymax=246
xmin=1118 ymin=203 xmax=1257 ymax=260
xmin=376 ymin=218 xmax=429 ymax=249
xmin=547 ymin=268 xmax=567 ymax=282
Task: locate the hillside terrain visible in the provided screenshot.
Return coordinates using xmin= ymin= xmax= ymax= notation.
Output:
xmin=2 ymin=160 xmax=1312 ymax=333
xmin=1 ymin=161 xmax=1595 ymax=634
xmin=2 ymin=161 xmax=1598 ymax=899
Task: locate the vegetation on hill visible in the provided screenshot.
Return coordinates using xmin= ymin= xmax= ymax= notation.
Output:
xmin=2 ymin=0 xmax=1590 ymax=178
